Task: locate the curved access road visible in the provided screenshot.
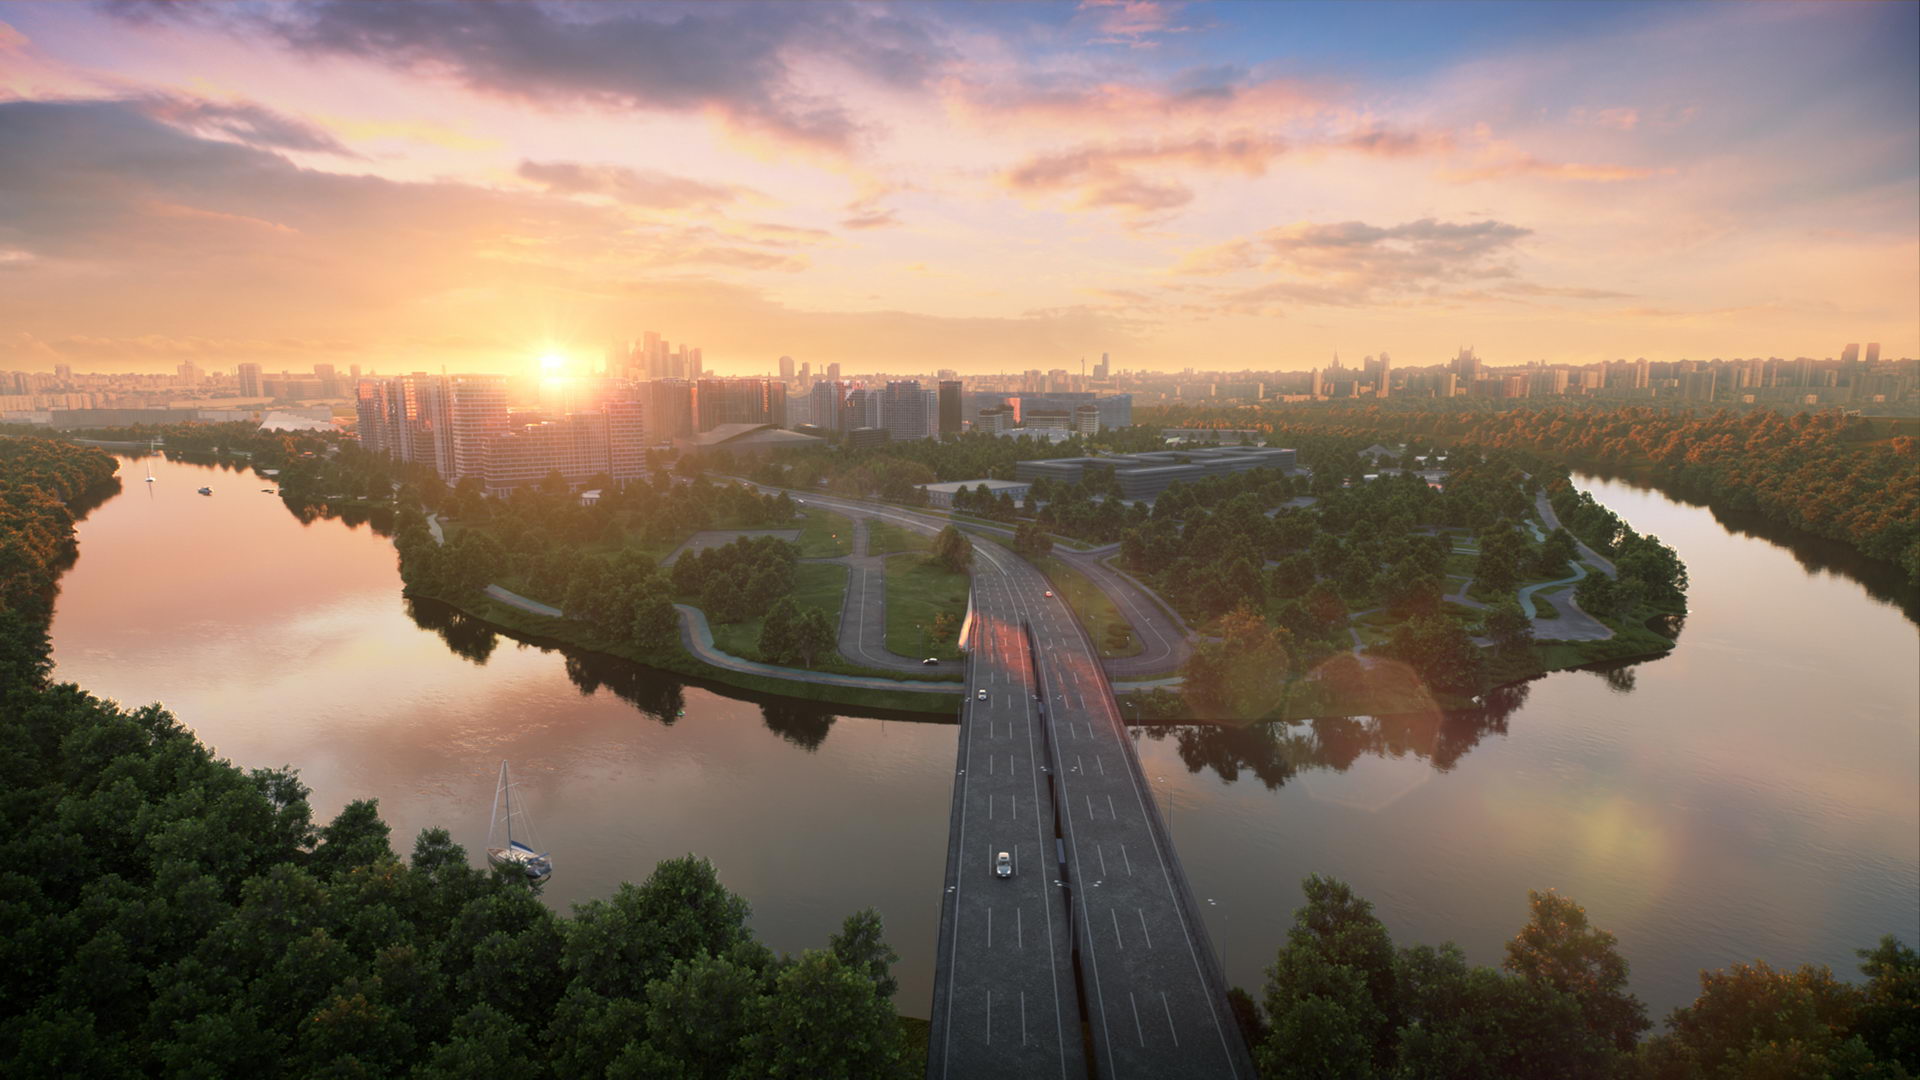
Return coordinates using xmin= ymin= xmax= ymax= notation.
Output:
xmin=750 ymin=483 xmax=1197 ymax=681
xmin=673 ymin=603 xmax=963 ymax=694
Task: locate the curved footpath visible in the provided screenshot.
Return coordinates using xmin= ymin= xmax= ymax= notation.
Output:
xmin=819 ymin=518 xmax=966 ymax=677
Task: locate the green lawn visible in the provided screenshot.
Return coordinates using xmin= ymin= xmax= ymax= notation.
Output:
xmin=794 ymin=508 xmax=854 ymax=557
xmin=698 ymin=562 xmax=949 ymax=682
xmin=866 ymin=519 xmax=930 ymax=556
xmin=884 ymin=555 xmax=970 ymax=660
xmin=1532 ymin=591 xmax=1563 ymax=619
xmin=1033 ymin=554 xmax=1142 ymax=658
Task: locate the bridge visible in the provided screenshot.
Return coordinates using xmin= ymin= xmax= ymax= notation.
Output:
xmin=740 ymin=488 xmax=1253 ymax=1078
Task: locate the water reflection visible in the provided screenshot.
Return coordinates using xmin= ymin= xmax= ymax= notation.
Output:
xmin=404 ymin=596 xmax=501 ymax=666
xmin=1572 ymin=463 xmax=1919 ymax=623
xmin=1140 ymin=681 xmax=1534 ymax=789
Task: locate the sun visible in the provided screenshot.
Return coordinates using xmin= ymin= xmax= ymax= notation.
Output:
xmin=538 ymin=353 xmax=567 ymax=376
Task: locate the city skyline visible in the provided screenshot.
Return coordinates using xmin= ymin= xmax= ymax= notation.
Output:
xmin=1 ymin=0 xmax=1917 ymax=375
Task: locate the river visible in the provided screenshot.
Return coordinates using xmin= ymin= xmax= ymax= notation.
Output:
xmin=49 ymin=455 xmax=1919 ymax=1018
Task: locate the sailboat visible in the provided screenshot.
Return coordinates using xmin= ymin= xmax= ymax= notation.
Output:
xmin=485 ymin=760 xmax=553 ymax=883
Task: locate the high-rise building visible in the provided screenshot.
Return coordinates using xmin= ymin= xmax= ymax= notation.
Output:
xmin=695 ymin=377 xmax=787 ymax=431
xmin=237 ymin=363 xmax=262 ymax=397
xmin=778 ymin=355 xmax=796 ymax=380
xmin=808 ymin=380 xmax=845 ymax=433
xmin=647 ymin=379 xmax=696 ymax=440
xmin=436 ymin=374 xmax=510 ymax=482
xmin=1073 ymin=404 xmax=1100 ymax=436
xmin=1865 ymin=343 xmax=1881 ymax=365
xmin=176 ymin=361 xmax=200 ymax=386
xmin=1094 ymin=352 xmax=1110 ymax=380
xmin=1839 ymin=343 xmax=1860 ymax=365
xmin=827 ymin=362 xmax=842 ymax=381
xmin=53 ymin=363 xmax=72 ymax=383
xmin=481 ymin=399 xmax=648 ymax=495
xmin=938 ymin=380 xmax=963 ymax=437
xmin=880 ymin=380 xmax=934 ymax=442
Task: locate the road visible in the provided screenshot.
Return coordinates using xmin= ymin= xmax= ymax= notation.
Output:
xmin=827 ymin=518 xmax=966 ymax=676
xmin=932 ymin=538 xmax=1252 ymax=1080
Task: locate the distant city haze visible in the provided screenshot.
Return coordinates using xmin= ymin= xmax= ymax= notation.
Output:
xmin=0 ymin=1 xmax=1915 ymax=373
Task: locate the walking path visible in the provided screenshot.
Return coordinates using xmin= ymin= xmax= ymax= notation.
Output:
xmin=831 ymin=519 xmax=965 ymax=676
xmin=1535 ymin=490 xmax=1619 ymax=578
xmin=484 ymin=584 xmax=563 ymax=618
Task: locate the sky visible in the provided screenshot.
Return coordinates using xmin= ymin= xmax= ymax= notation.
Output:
xmin=0 ymin=0 xmax=1915 ymax=377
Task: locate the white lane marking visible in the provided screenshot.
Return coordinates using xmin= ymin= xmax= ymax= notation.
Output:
xmin=1097 ymin=756 xmax=1105 ymax=776
xmin=1108 ymin=794 xmax=1117 ymax=820
xmin=1112 ymin=908 xmax=1124 ymax=949
xmin=1122 ymin=844 xmax=1132 ymax=875
xmin=1086 ymin=794 xmax=1095 ymax=819
xmin=1097 ymin=845 xmax=1108 ymax=877
xmin=1139 ymin=908 xmax=1153 ymax=950
xmin=988 ymin=906 xmax=993 ymax=948
xmin=1018 ymin=905 xmax=1024 ymax=950
xmin=1162 ymin=991 xmax=1180 ymax=1047
xmin=1130 ymin=992 xmax=1146 ymax=1046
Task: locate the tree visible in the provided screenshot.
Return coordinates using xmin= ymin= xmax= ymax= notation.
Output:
xmin=1484 ymin=600 xmax=1535 ymax=657
xmin=1384 ymin=615 xmax=1486 ymax=700
xmin=932 ymin=525 xmax=972 ymax=573
xmin=1636 ymin=960 xmax=1866 ymax=1079
xmin=1503 ymin=890 xmax=1648 ymax=1052
xmin=760 ymin=596 xmax=801 ymax=663
xmin=1013 ymin=520 xmax=1053 ymax=558
xmin=631 ymin=593 xmax=678 ymax=653
xmin=830 ymin=909 xmax=899 ymax=1003
xmin=1182 ymin=605 xmax=1292 ymax=720
xmin=789 ymin=607 xmax=837 ymax=668
xmin=1259 ymin=876 xmax=1401 ymax=1075
xmin=1852 ymin=936 xmax=1920 ymax=1071
xmin=1533 ymin=528 xmax=1579 ymax=578
xmin=740 ymin=950 xmax=909 ymax=1079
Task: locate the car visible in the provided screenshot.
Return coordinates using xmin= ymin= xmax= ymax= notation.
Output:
xmin=922 ymin=657 xmax=940 ymax=666
xmin=976 ymin=689 xmax=988 ymax=701
xmin=994 ymin=852 xmax=1013 ymax=878
xmin=1043 ymin=590 xmax=1053 ymax=598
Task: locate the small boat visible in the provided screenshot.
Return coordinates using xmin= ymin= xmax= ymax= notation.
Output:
xmin=197 ymin=486 xmax=213 ymax=495
xmin=485 ymin=760 xmax=553 ymax=884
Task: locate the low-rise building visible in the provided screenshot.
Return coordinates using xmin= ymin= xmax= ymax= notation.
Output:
xmin=1015 ymin=446 xmax=1297 ymax=500
xmin=919 ymin=478 xmax=1032 ymax=508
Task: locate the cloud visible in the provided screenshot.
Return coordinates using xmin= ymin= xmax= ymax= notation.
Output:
xmin=0 ymin=19 xmax=28 ymax=53
xmin=1003 ymin=132 xmax=1288 ymax=215
xmin=135 ymin=94 xmax=362 ymax=157
xmin=1176 ymin=217 xmax=1533 ymax=309
xmin=516 ymin=160 xmax=743 ymax=210
xmin=1077 ymin=0 xmax=1198 ymax=47
xmin=0 ymin=98 xmax=813 ymax=365
xmin=842 ymin=208 xmax=901 ymax=230
xmin=1003 ymin=126 xmax=1445 ymax=217
xmin=169 ymin=0 xmax=957 ymax=154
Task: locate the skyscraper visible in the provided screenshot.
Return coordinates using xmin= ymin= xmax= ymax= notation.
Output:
xmin=779 ymin=355 xmax=795 ymax=380
xmin=1839 ymin=343 xmax=1860 ymax=365
xmin=1377 ymin=352 xmax=1391 ymax=399
xmin=237 ymin=362 xmax=262 ymax=397
xmin=827 ymin=362 xmax=842 ymax=380
xmin=880 ymin=380 xmax=933 ymax=442
xmin=938 ymin=380 xmax=963 ymax=436
xmin=438 ymin=374 xmax=510 ymax=482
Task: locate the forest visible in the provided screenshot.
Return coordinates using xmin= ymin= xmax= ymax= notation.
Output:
xmin=1135 ymin=402 xmax=1920 ymax=585
xmin=1242 ymin=876 xmax=1916 ymax=1080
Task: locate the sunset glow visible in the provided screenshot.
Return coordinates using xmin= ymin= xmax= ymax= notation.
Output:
xmin=0 ymin=0 xmax=1914 ymax=374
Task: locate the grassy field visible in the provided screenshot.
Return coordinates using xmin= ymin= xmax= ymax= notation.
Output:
xmin=794 ymin=508 xmax=854 ymax=557
xmin=1033 ymin=554 xmax=1143 ymax=658
xmin=866 ymin=519 xmax=931 ymax=555
xmin=1532 ymin=591 xmax=1563 ymax=619
xmin=699 ymin=562 xmax=954 ymax=683
xmin=883 ymin=554 xmax=969 ymax=660
xmin=411 ymin=583 xmax=961 ymax=714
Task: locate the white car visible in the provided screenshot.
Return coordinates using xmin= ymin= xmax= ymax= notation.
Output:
xmin=976 ymin=689 xmax=988 ymax=701
xmin=995 ymin=852 xmax=1013 ymax=878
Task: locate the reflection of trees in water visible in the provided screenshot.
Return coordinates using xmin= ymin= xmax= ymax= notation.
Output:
xmin=404 ymin=596 xmax=498 ymax=665
xmin=561 ymin=652 xmax=686 ymax=725
xmin=1140 ymin=681 xmax=1533 ymax=789
xmin=283 ymin=498 xmax=395 ymax=537
xmin=1575 ymin=467 xmax=1919 ymax=624
xmin=759 ymin=701 xmax=838 ymax=751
